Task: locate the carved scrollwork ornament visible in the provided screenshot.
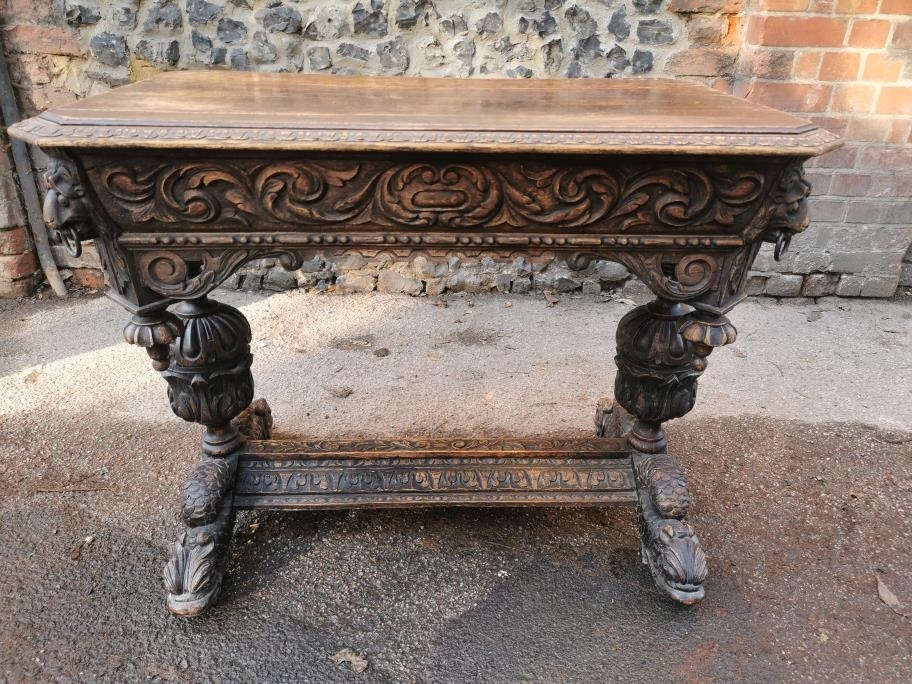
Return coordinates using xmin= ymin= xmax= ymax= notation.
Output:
xmin=678 ymin=311 xmax=738 ymax=350
xmin=42 ymin=158 xmax=94 ymax=257
xmin=164 ymin=460 xmax=236 ymax=616
xmin=637 ymin=489 xmax=708 ymax=604
xmin=139 ymin=249 xmax=302 ymax=300
xmin=93 ymin=156 xmax=770 ymax=233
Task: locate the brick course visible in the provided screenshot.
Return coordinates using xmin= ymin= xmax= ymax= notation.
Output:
xmin=0 ymin=0 xmax=909 ymax=299
xmin=0 ymin=129 xmax=39 ymax=297
xmin=739 ymin=0 xmax=912 ymax=299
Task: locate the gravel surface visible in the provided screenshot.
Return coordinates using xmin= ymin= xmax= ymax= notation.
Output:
xmin=1 ymin=290 xmax=910 ymax=683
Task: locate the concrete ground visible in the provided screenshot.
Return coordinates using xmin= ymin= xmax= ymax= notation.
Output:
xmin=0 ymin=288 xmax=910 ymax=683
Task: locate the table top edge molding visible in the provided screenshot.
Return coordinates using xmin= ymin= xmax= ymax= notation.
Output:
xmin=9 ymin=114 xmax=843 ymax=156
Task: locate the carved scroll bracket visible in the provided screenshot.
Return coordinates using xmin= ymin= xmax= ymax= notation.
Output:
xmin=137 ymin=249 xmax=302 ymax=299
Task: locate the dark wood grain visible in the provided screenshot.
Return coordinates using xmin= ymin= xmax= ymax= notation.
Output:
xmin=10 ymin=72 xmax=841 ymax=155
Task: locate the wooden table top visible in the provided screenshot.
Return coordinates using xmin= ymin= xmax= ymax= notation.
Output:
xmin=10 ymin=72 xmax=840 ymax=156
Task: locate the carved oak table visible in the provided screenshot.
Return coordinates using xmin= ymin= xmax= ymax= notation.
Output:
xmin=10 ymin=73 xmax=841 ymax=616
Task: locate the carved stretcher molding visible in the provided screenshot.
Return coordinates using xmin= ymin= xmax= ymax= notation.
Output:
xmin=9 ymin=72 xmax=841 ymax=616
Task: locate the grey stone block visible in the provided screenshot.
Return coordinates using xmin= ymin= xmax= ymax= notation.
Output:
xmin=808 ymin=199 xmax=847 ymax=223
xmin=511 ymin=257 xmax=532 ymax=277
xmin=476 ymin=12 xmax=503 ymax=37
xmin=187 ymin=0 xmax=222 ymax=26
xmin=533 ymin=268 xmax=581 ymax=292
xmin=631 ymin=49 xmax=654 ymax=74
xmin=257 ymin=4 xmax=302 ymax=34
xmin=377 ymin=36 xmax=409 ymax=73
xmin=353 ymin=0 xmax=388 ymax=37
xmin=830 ymin=251 xmax=900 ymax=274
xmin=835 ymin=275 xmax=864 ymax=297
xmin=620 ymin=278 xmax=653 ymax=303
xmin=305 ymin=7 xmax=349 ymax=40
xmin=307 ymin=46 xmax=332 ymax=71
xmin=440 ymin=14 xmax=467 ymax=36
xmin=66 ymin=3 xmax=102 ymax=26
xmin=251 ymin=31 xmax=278 ymax=63
xmin=263 ymin=267 xmax=297 ymax=291
xmin=424 ymin=277 xmax=446 ymax=296
xmin=901 ymin=263 xmax=912 ymax=288
xmin=144 ymin=1 xmax=183 ymax=31
xmin=860 ymin=275 xmax=899 ymax=298
xmin=337 ymin=42 xmax=370 ymax=61
xmin=217 ymin=17 xmax=247 ymax=43
xmin=90 ymin=32 xmax=128 ymax=67
xmin=335 ymin=273 xmax=376 ymax=293
xmin=566 ymin=6 xmax=597 ymax=39
xmin=595 ymin=260 xmax=629 ymax=282
xmin=801 ymin=273 xmax=839 ymax=298
xmin=791 ymin=249 xmax=833 ymax=274
xmin=511 ymin=276 xmax=532 ymax=294
xmin=608 ymin=8 xmax=630 ymax=40
xmin=637 ymin=19 xmax=674 ymax=45
xmin=581 ymin=278 xmax=601 ymax=295
xmin=764 ymin=273 xmax=803 ymax=297
xmin=446 ymin=271 xmax=496 ymax=293
xmin=745 ymin=273 xmax=767 ymax=296
xmin=51 ymin=244 xmax=102 ymax=269
xmin=378 ymin=269 xmax=422 ymax=295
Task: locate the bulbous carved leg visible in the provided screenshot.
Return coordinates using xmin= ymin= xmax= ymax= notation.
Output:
xmin=163 ymin=297 xmax=254 ymax=457
xmin=609 ymin=298 xmax=735 ymax=605
xmin=124 ymin=296 xmax=274 ymax=616
xmin=124 ymin=297 xmax=270 ymax=454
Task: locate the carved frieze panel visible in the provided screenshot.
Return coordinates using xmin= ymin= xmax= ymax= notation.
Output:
xmin=67 ymin=152 xmax=811 ymax=312
xmin=84 ymin=154 xmax=773 ymax=235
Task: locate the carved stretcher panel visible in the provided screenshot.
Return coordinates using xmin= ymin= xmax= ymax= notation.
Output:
xmin=234 ymin=437 xmax=635 ymax=509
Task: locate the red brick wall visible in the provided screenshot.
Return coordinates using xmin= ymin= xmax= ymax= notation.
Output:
xmin=734 ymin=0 xmax=912 ymax=297
xmin=0 ymin=129 xmax=39 ymax=298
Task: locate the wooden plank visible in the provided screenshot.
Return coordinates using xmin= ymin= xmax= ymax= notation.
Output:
xmin=233 ymin=491 xmax=638 ymax=509
xmin=241 ymin=437 xmax=630 ymax=458
xmin=233 ymin=437 xmax=636 ymax=509
xmin=8 ymin=73 xmax=842 ymax=156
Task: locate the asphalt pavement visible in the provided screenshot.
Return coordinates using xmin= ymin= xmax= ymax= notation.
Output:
xmin=1 ymin=289 xmax=910 ymax=683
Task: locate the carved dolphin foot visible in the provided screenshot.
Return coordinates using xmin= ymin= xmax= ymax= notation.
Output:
xmin=594 ymin=398 xmax=635 ymax=438
xmin=232 ymin=398 xmax=273 ymax=440
xmin=634 ymin=452 xmax=707 ymax=605
xmin=164 ymin=454 xmax=237 ymax=616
